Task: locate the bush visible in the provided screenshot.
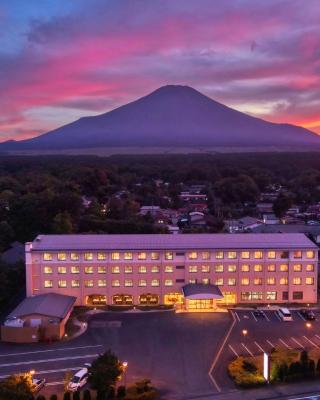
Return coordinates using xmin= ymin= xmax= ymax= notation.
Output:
xmin=228 ymin=357 xmax=265 ymax=387
xmin=83 ymin=389 xmax=91 ymax=400
xmin=63 ymin=393 xmax=71 ymax=400
xmin=242 ymin=360 xmax=257 ymax=373
xmin=73 ymin=391 xmax=81 ymax=400
xmin=97 ymin=390 xmax=107 ymax=400
xmin=316 ymin=359 xmax=320 ymax=376
xmin=107 ymin=386 xmax=115 ymax=399
xmin=117 ymin=385 xmax=126 ymax=398
xmin=50 ymin=396 xmax=58 ymax=400
xmin=308 ymin=359 xmax=316 ymax=379
xmin=36 ymin=396 xmax=46 ymax=400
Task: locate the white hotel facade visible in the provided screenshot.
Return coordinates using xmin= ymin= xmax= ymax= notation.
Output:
xmin=26 ymin=233 xmax=318 ymax=310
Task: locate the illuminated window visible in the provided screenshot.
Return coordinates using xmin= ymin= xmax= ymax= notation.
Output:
xmin=44 ymin=266 xmax=52 ymax=274
xmin=254 ymin=278 xmax=262 ymax=285
xmin=112 ymin=266 xmax=120 ymax=274
xmin=293 ymin=264 xmax=302 ymax=272
xmin=151 ymin=279 xmax=160 ymax=286
xmin=202 ymin=278 xmax=210 ymax=285
xmin=306 ymin=277 xmax=314 ymax=285
xmin=165 ymin=252 xmax=173 ymax=260
xmin=202 ymin=252 xmax=210 ymax=260
xmin=188 ymin=252 xmax=198 ymax=260
xmin=84 ymin=280 xmax=94 ymax=287
xmin=306 ymin=251 xmax=315 ymax=259
xmin=138 ymin=280 xmax=147 ymax=288
xmin=293 ymin=251 xmax=302 ymax=259
xmin=98 ymin=266 xmax=106 ymax=273
xmin=58 ymin=266 xmax=67 ymax=274
xmin=254 ymin=264 xmax=263 ymax=272
xmin=280 ymin=277 xmax=288 ymax=285
xmin=71 ymin=266 xmax=80 ymax=274
xmin=151 ymin=252 xmax=159 ymax=260
xmin=267 ymin=277 xmax=275 ymax=285
xmin=241 ymin=292 xmax=251 ymax=301
xmin=125 ymin=280 xmax=133 ymax=287
xmin=215 ymin=264 xmax=224 ymax=272
xmin=293 ymin=277 xmax=302 ymax=285
xmin=58 ymin=280 xmax=67 ymax=288
xmin=306 ymin=264 xmax=314 ymax=272
xmin=228 ymin=278 xmax=236 ymax=286
xmin=266 ymin=291 xmax=277 ymax=300
xmin=44 ymin=280 xmax=53 ymax=288
xmin=71 ymin=280 xmax=80 ymax=287
xmin=215 ymin=251 xmax=224 ymax=259
xmin=151 ymin=265 xmax=160 ymax=273
xmin=125 ymin=266 xmax=133 ymax=273
xmin=202 ymin=265 xmax=210 ymax=273
xmin=280 ymin=264 xmax=288 ymax=272
xmin=84 ymin=253 xmax=93 ymax=261
xmin=139 ymin=265 xmax=147 ymax=273
xmin=252 ymin=292 xmax=263 ymax=300
xmin=241 ymin=264 xmax=249 ymax=272
xmin=189 ymin=266 xmax=197 ymax=273
xmin=97 ymin=252 xmax=106 ymax=260
xmin=124 ymin=252 xmax=133 ymax=260
xmin=215 ymin=278 xmax=223 ymax=286
xmin=267 ymin=264 xmax=276 ymax=272
xmin=138 ymin=252 xmax=147 ymax=260
xmin=228 ymin=265 xmax=236 ymax=272
xmin=70 ymin=252 xmax=79 ymax=261
xmin=165 ymin=279 xmax=173 ymax=286
xmin=254 ymin=251 xmax=263 ymax=259
xmin=165 ymin=265 xmax=173 ymax=273
xmin=43 ymin=253 xmax=52 ymax=261
xmin=85 ymin=266 xmax=94 ymax=274
xmin=111 ymin=252 xmax=120 ymax=260
xmin=112 ymin=280 xmax=120 ymax=287
xmin=57 ymin=253 xmax=67 ymax=261
xmin=241 ymin=278 xmax=249 ymax=285
xmin=98 ymin=279 xmax=106 ymax=287
xmin=228 ymin=251 xmax=237 ymax=259
xmin=267 ymin=251 xmax=276 ymax=259
xmin=241 ymin=251 xmax=250 ymax=259
xmin=189 ymin=279 xmax=197 ymax=284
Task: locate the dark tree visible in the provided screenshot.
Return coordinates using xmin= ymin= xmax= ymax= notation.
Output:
xmin=88 ymin=350 xmax=122 ymax=393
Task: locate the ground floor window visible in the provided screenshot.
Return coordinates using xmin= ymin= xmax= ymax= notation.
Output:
xmin=139 ymin=293 xmax=159 ymax=305
xmin=240 ymin=291 xmax=263 ymax=301
xmin=293 ymin=291 xmax=303 ymax=300
xmin=187 ymin=299 xmax=214 ymax=310
xmin=266 ymin=291 xmax=277 ymax=300
xmin=282 ymin=291 xmax=289 ymax=300
xmin=164 ymin=293 xmax=184 ymax=305
xmin=216 ymin=292 xmax=236 ymax=305
xmin=112 ymin=294 xmax=133 ymax=305
xmin=86 ymin=295 xmax=107 ymax=306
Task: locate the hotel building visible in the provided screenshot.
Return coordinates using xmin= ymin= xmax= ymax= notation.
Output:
xmin=26 ymin=233 xmax=318 ymax=310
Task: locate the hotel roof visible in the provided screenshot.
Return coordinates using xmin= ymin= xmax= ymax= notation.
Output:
xmin=29 ymin=233 xmax=318 ymax=251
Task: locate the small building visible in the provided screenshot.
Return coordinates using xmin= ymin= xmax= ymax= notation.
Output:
xmin=225 ymin=216 xmax=263 ymax=233
xmin=1 ymin=293 xmax=76 ymax=343
xmin=139 ymin=206 xmax=160 ymax=216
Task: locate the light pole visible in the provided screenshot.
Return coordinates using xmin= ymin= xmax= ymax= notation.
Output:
xmin=306 ymin=322 xmax=312 ymax=329
xmin=122 ymin=361 xmax=128 ymax=387
xmin=242 ymin=329 xmax=248 ymax=338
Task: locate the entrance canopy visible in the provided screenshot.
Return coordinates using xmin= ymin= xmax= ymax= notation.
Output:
xmin=182 ymin=284 xmax=223 ymax=300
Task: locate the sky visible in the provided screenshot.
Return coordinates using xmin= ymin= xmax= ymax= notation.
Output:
xmin=0 ymin=0 xmax=320 ymax=142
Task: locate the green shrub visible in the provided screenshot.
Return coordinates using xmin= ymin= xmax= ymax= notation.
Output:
xmin=63 ymin=393 xmax=71 ymax=400
xmin=83 ymin=389 xmax=91 ymax=400
xmin=50 ymin=395 xmax=58 ymax=400
xmin=73 ymin=391 xmax=81 ymax=400
xmin=242 ymin=360 xmax=257 ymax=373
xmin=36 ymin=396 xmax=46 ymax=400
xmin=228 ymin=357 xmax=265 ymax=387
xmin=117 ymin=385 xmax=126 ymax=398
xmin=308 ymin=359 xmax=316 ymax=379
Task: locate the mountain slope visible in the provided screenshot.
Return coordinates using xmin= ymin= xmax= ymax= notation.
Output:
xmin=1 ymin=85 xmax=319 ymax=150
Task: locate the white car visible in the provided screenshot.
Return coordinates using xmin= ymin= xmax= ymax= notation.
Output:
xmin=32 ymin=378 xmax=46 ymax=393
xmin=67 ymin=368 xmax=89 ymax=392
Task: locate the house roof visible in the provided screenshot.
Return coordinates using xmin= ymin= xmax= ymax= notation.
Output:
xmin=251 ymin=224 xmax=320 ymax=235
xmin=182 ymin=284 xmax=223 ymax=299
xmin=8 ymin=293 xmax=76 ymax=320
xmin=29 ymin=233 xmax=318 ymax=251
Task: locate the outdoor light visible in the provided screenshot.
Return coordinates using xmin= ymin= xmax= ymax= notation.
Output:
xmin=122 ymin=361 xmax=128 ymax=368
xmin=306 ymin=322 xmax=312 ymax=328
xmin=29 ymin=370 xmax=35 ymax=376
xmin=242 ymin=329 xmax=248 ymax=337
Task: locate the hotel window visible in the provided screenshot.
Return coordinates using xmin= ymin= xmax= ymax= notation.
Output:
xmin=189 ymin=266 xmax=197 ymax=273
xmin=84 ymin=280 xmax=94 ymax=287
xmin=252 ymin=292 xmax=263 ymax=300
xmin=43 ymin=252 xmax=53 ymax=261
xmin=228 ymin=278 xmax=236 ymax=286
xmin=267 ymin=251 xmax=276 ymax=259
xmin=267 ymin=277 xmax=275 ymax=285
xmin=189 ymin=279 xmax=197 ymax=284
xmin=165 ymin=279 xmax=173 ymax=286
xmin=98 ymin=266 xmax=106 ymax=273
xmin=293 ymin=250 xmax=302 ymax=259
xmin=228 ymin=265 xmax=236 ymax=272
xmin=58 ymin=266 xmax=67 ymax=274
xmin=202 ymin=265 xmax=210 ymax=273
xmin=138 ymin=252 xmax=147 ymax=260
xmin=293 ymin=277 xmax=302 ymax=285
xmin=124 ymin=252 xmax=133 ymax=260
xmin=71 ymin=280 xmax=80 ymax=287
xmin=293 ymin=291 xmax=303 ymax=300
xmin=280 ymin=251 xmax=289 ymax=259
xmin=85 ymin=266 xmax=94 ymax=274
xmin=306 ymin=250 xmax=315 ymax=259
xmin=228 ymin=251 xmax=237 ymax=259
xmin=139 ymin=265 xmax=147 ymax=273
xmin=112 ymin=266 xmax=120 ymax=274
xmin=215 ymin=278 xmax=223 ymax=286
xmin=266 ymin=291 xmax=277 ymax=300
xmin=111 ymin=252 xmax=120 ymax=260
xmin=202 ymin=252 xmax=210 ymax=260
xmin=293 ymin=264 xmax=302 ymax=272
xmin=254 ymin=251 xmax=263 ymax=259
xmin=151 ymin=265 xmax=160 ymax=273
xmin=254 ymin=278 xmax=262 ymax=285
xmin=188 ymin=252 xmax=198 ymax=260
xmin=254 ymin=264 xmax=263 ymax=272
xmin=151 ymin=279 xmax=160 ymax=287
xmin=267 ymin=264 xmax=276 ymax=272
xmin=125 ymin=266 xmax=133 ymax=273
xmin=215 ymin=264 xmax=224 ymax=272
xmin=306 ymin=264 xmax=315 ymax=272
xmin=112 ymin=279 xmax=120 ymax=287
xmin=241 ymin=264 xmax=249 ymax=272
xmin=215 ymin=251 xmax=224 ymax=259
xmin=70 ymin=252 xmax=79 ymax=261
xmin=84 ymin=252 xmax=93 ymax=261
xmin=58 ymin=280 xmax=67 ymax=288
xmin=71 ymin=266 xmax=80 ymax=274
xmin=44 ymin=280 xmax=53 ymax=288
xmin=282 ymin=291 xmax=289 ymax=300
xmin=241 ymin=251 xmax=250 ymax=259
xmin=97 ymin=252 xmax=106 ymax=260
xmin=241 ymin=292 xmax=251 ymax=301
xmin=202 ymin=278 xmax=210 ymax=285
xmin=165 ymin=252 xmax=173 ymax=260
xmin=44 ymin=266 xmax=53 ymax=274
xmin=280 ymin=264 xmax=288 ymax=272
xmin=125 ymin=280 xmax=133 ymax=287
xmin=280 ymin=277 xmax=288 ymax=285
xmin=306 ymin=277 xmax=314 ymax=285
xmin=151 ymin=252 xmax=159 ymax=260
xmin=241 ymin=278 xmax=249 ymax=285
xmin=165 ymin=265 xmax=173 ymax=273
xmin=98 ymin=279 xmax=107 ymax=287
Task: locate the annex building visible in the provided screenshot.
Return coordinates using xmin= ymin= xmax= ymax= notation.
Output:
xmin=26 ymin=233 xmax=318 ymax=311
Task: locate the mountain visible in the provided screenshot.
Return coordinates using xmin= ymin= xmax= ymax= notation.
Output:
xmin=1 ymin=85 xmax=319 ymax=150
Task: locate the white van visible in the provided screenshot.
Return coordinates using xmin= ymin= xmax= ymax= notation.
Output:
xmin=67 ymin=368 xmax=89 ymax=392
xmin=278 ymin=307 xmax=293 ymax=321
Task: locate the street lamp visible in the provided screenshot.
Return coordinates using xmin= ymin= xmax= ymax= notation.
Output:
xmin=306 ymin=322 xmax=312 ymax=329
xmin=29 ymin=370 xmax=35 ymax=376
xmin=242 ymin=329 xmax=248 ymax=337
xmin=122 ymin=361 xmax=128 ymax=386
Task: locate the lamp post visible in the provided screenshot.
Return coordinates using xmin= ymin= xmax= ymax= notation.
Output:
xmin=306 ymin=322 xmax=312 ymax=329
xmin=242 ymin=329 xmax=248 ymax=338
xmin=122 ymin=361 xmax=128 ymax=387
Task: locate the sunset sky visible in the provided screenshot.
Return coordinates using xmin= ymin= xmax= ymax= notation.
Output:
xmin=1 ymin=0 xmax=320 ymax=142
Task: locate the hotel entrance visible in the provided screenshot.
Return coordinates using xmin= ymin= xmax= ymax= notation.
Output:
xmin=181 ymin=283 xmax=224 ymax=312
xmin=186 ymin=299 xmax=215 ymax=310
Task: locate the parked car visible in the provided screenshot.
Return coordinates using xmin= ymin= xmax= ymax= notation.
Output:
xmin=32 ymin=378 xmax=46 ymax=393
xmin=278 ymin=307 xmax=293 ymax=321
xmin=300 ymin=309 xmax=316 ymax=320
xmin=253 ymin=309 xmax=264 ymax=318
xmin=67 ymin=368 xmax=89 ymax=392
